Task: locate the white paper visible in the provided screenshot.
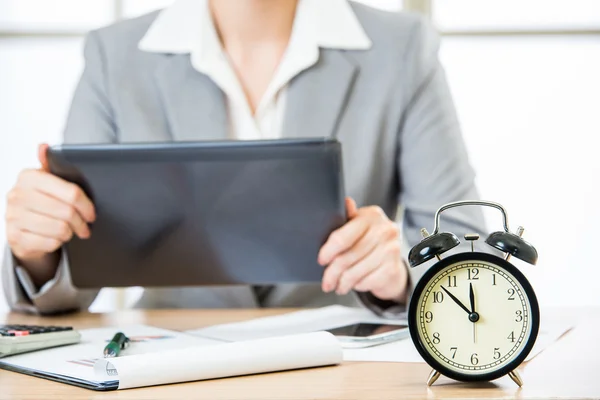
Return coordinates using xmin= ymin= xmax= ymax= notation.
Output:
xmin=345 ymin=318 xmax=573 ymax=363
xmin=188 ymin=305 xmax=407 ymax=342
xmin=526 ymin=318 xmax=575 ymax=361
xmin=94 ymin=331 xmax=342 ymax=389
xmin=343 ymin=337 xmax=423 ymax=362
xmin=189 ymin=306 xmax=574 ymax=364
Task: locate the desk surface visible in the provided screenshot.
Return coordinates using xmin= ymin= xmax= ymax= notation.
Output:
xmin=0 ymin=308 xmax=596 ymax=400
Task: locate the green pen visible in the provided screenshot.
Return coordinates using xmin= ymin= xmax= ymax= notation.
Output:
xmin=103 ymin=332 xmax=130 ymax=358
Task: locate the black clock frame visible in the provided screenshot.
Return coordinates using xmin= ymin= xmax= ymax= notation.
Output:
xmin=408 ymin=251 xmax=540 ymax=383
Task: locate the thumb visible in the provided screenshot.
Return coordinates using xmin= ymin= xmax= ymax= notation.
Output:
xmin=38 ymin=143 xmax=50 ymax=172
xmin=345 ymin=197 xmax=358 ymax=219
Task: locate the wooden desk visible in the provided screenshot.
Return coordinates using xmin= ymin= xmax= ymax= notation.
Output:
xmin=0 ymin=308 xmax=597 ymax=399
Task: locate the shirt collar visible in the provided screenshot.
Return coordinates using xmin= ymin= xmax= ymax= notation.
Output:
xmin=138 ymin=0 xmax=373 ymax=54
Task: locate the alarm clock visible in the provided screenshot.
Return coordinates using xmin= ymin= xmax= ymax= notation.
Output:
xmin=407 ymin=200 xmax=539 ymax=387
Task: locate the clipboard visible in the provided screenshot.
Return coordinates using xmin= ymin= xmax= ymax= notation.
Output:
xmin=0 ymin=324 xmax=342 ymax=390
xmin=0 ymin=325 xmax=212 ymax=391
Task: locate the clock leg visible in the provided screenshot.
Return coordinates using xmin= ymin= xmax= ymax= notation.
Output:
xmin=426 ymin=369 xmax=441 ymax=386
xmin=508 ymin=369 xmax=523 ymax=387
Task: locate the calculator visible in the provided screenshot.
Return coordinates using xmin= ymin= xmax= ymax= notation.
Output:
xmin=0 ymin=325 xmax=81 ymax=358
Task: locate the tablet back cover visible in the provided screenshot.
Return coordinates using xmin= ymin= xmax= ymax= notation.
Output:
xmin=47 ymin=139 xmax=345 ymax=288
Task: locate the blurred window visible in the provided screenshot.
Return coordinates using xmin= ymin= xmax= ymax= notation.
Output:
xmin=433 ymin=0 xmax=600 ymax=31
xmin=122 ymin=0 xmax=402 ymax=18
xmin=0 ymin=0 xmax=114 ymax=31
xmin=1 ymin=0 xmax=598 ymax=311
xmin=435 ymin=0 xmax=600 ymax=307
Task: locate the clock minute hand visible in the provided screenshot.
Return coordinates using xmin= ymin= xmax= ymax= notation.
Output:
xmin=469 ymin=283 xmax=477 ymax=344
xmin=440 ymin=286 xmax=471 ymax=315
xmin=469 ymin=282 xmax=476 ymax=313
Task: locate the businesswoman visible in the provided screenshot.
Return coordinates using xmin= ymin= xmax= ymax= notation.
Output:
xmin=2 ymin=0 xmax=485 ymax=315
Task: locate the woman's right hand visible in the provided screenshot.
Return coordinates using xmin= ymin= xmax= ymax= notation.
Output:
xmin=5 ymin=144 xmax=96 ymax=287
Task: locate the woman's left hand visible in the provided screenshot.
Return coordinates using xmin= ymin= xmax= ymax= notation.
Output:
xmin=318 ymin=197 xmax=409 ymax=302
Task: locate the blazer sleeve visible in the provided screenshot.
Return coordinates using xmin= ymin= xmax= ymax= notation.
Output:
xmin=357 ymin=16 xmax=488 ymax=317
xmin=2 ymin=30 xmax=116 ymax=314
xmin=398 ymin=17 xmax=488 ymax=285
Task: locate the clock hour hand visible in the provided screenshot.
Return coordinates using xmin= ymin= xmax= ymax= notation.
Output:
xmin=440 ymin=286 xmax=471 ymax=315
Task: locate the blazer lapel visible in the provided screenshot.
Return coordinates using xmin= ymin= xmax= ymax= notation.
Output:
xmin=283 ymin=50 xmax=359 ymax=139
xmin=154 ymin=54 xmax=228 ymax=141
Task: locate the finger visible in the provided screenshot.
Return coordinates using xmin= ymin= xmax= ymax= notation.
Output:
xmin=318 ymin=217 xmax=371 ymax=266
xmin=321 ymin=229 xmax=380 ymax=292
xmin=17 ymin=170 xmax=96 ymax=222
xmin=38 ymin=143 xmax=50 ymax=172
xmin=14 ymin=209 xmax=77 ymax=243
xmin=355 ymin=261 xmax=399 ymax=296
xmin=7 ymin=227 xmax=63 ymax=258
xmin=18 ymin=189 xmax=90 ymax=239
xmin=334 ymin=246 xmax=386 ymax=295
xmin=356 ymin=260 xmax=408 ymax=301
xmin=345 ymin=197 xmax=358 ymax=219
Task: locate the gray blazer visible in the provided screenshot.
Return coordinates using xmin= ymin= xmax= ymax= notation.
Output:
xmin=2 ymin=4 xmax=486 ymax=315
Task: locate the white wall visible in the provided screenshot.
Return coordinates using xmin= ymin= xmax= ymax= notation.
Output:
xmin=0 ymin=38 xmax=133 ymax=312
xmin=440 ymin=35 xmax=600 ymax=307
xmin=0 ymin=38 xmax=82 ymax=312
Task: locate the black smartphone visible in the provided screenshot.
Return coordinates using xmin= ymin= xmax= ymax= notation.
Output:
xmin=325 ymin=323 xmax=409 ymax=348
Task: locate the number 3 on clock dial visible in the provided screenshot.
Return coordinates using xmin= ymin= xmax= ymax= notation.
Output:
xmin=418 ymin=261 xmax=531 ymax=375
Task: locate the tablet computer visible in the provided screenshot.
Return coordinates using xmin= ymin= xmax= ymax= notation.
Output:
xmin=47 ymin=138 xmax=345 ymax=288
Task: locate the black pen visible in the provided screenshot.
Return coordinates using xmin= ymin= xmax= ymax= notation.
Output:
xmin=103 ymin=332 xmax=130 ymax=358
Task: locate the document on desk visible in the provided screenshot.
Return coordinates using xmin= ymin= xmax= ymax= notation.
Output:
xmin=342 ymin=318 xmax=573 ymax=362
xmin=189 ymin=306 xmax=574 ymax=364
xmin=187 ymin=305 xmax=403 ymax=341
xmin=0 ymin=325 xmax=342 ymax=390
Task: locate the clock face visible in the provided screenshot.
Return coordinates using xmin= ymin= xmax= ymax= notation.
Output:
xmin=409 ymin=252 xmax=539 ymax=382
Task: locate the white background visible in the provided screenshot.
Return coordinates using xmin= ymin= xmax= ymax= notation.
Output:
xmin=0 ymin=0 xmax=599 ymax=312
